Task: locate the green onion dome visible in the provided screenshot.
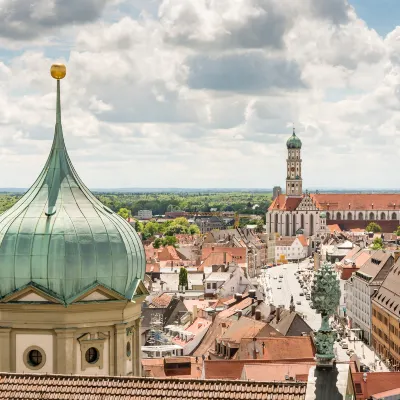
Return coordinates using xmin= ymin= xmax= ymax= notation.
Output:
xmin=0 ymin=68 xmax=145 ymax=304
xmin=320 ymin=211 xmax=327 ymax=219
xmin=286 ymin=131 xmax=302 ymax=149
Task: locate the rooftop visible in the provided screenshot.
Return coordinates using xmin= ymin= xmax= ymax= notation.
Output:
xmin=0 ymin=373 xmax=307 ymax=400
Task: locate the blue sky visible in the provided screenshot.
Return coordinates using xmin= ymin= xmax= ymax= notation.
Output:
xmin=349 ymin=0 xmax=399 ymax=36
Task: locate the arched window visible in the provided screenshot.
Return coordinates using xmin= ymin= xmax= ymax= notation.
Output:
xmin=392 ymin=212 xmax=397 ymax=220
xmin=301 ymin=214 xmax=304 ymax=228
xmin=347 ymin=212 xmax=352 ymax=220
xmin=285 ymin=214 xmax=290 ymax=236
xmin=326 ymin=212 xmax=330 ymax=220
xmin=369 ymin=212 xmax=374 ymax=220
xmin=310 ymin=214 xmax=314 ymax=236
xmin=380 ymin=212 xmax=386 ymax=220
xmin=358 ymin=212 xmax=363 ymax=220
xmin=274 ymin=214 xmax=278 ymax=233
xmin=292 ymin=214 xmax=296 ymax=236
xmin=336 ymin=212 xmax=341 ymax=220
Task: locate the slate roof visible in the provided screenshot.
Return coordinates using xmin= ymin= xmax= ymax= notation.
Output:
xmin=269 ymin=310 xmax=313 ymax=337
xmin=0 ymin=373 xmax=307 ymax=400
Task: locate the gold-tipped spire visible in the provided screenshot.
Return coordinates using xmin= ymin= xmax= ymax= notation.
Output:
xmin=50 ymin=63 xmax=66 ymax=80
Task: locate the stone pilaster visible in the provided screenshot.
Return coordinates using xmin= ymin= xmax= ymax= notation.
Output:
xmin=0 ymin=327 xmax=12 ymax=372
xmin=54 ymin=328 xmax=76 ymax=374
xmin=114 ymin=323 xmax=126 ymax=376
xmin=133 ymin=318 xmax=142 ymax=377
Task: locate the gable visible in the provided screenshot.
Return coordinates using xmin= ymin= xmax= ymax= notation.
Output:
xmin=79 ymin=291 xmax=111 ymax=301
xmin=296 ymin=196 xmax=318 ymax=211
xmin=0 ymin=285 xmax=62 ymax=304
xmin=15 ymin=292 xmax=50 ymax=302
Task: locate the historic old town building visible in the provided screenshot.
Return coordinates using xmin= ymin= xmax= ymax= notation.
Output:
xmin=371 ymin=257 xmax=400 ymax=369
xmin=0 ymin=65 xmax=147 ymax=375
xmin=267 ymin=130 xmax=400 ymax=239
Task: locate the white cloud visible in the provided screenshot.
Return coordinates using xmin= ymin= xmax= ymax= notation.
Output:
xmin=0 ymin=0 xmax=399 ymax=189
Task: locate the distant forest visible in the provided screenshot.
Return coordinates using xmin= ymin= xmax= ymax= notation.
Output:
xmin=0 ymin=192 xmax=272 ymax=216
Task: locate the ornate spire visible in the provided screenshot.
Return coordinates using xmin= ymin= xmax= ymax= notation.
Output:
xmin=292 ymin=123 xmax=296 ymax=136
xmin=311 ymin=261 xmax=341 ymax=368
xmin=46 ymin=64 xmax=67 ymax=216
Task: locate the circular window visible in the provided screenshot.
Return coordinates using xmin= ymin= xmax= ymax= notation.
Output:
xmin=28 ymin=350 xmax=42 ymax=366
xmin=85 ymin=347 xmax=99 ymax=364
xmin=23 ymin=346 xmax=46 ymax=370
xmin=126 ymin=341 xmax=131 ymax=357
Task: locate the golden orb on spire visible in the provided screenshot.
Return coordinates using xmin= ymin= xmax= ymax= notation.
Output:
xmin=50 ymin=63 xmax=66 ymax=80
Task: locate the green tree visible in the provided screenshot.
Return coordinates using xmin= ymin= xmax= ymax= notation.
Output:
xmin=153 ymin=238 xmax=162 ymax=249
xmin=135 ymin=220 xmax=144 ymax=232
xmin=394 ymin=226 xmax=400 ymax=236
xmin=188 ymin=224 xmax=200 ymax=234
xmin=366 ymin=222 xmax=381 ymax=233
xmin=371 ymin=237 xmax=384 ymax=250
xmin=162 ymin=235 xmax=178 ymax=247
xmin=117 ymin=207 xmax=131 ymax=220
xmin=256 ymin=219 xmax=264 ymax=233
xmin=144 ymin=221 xmax=160 ymax=237
xmin=179 ymin=267 xmax=188 ymax=290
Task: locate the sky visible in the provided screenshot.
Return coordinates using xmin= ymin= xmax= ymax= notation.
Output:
xmin=0 ymin=0 xmax=400 ymax=190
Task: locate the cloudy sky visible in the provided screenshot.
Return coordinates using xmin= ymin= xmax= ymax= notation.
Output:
xmin=0 ymin=0 xmax=399 ymax=190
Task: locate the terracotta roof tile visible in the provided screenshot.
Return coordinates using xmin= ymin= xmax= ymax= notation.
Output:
xmin=241 ymin=363 xmax=315 ymax=382
xmin=269 ymin=195 xmax=303 ymax=211
xmin=238 ymin=337 xmax=315 ymax=361
xmin=150 ymin=293 xmax=173 ymax=308
xmin=352 ymin=371 xmax=400 ymax=399
xmin=0 ymin=373 xmax=307 ymax=400
xmin=201 ymin=247 xmax=246 ymax=262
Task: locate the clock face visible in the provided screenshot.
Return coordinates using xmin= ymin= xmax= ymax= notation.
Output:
xmin=291 ymin=167 xmax=295 ymax=171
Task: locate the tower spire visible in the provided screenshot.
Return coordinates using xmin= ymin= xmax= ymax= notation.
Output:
xmin=46 ymin=64 xmax=67 ymax=216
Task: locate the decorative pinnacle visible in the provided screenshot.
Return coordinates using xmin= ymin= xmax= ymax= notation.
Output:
xmin=50 ymin=63 xmax=66 ymax=80
xmin=293 ymin=123 xmax=296 ymax=136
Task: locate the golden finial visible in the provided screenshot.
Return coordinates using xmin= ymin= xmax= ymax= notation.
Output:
xmin=50 ymin=63 xmax=66 ymax=80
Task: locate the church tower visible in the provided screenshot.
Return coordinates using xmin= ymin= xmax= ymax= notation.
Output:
xmin=286 ymin=128 xmax=302 ymax=197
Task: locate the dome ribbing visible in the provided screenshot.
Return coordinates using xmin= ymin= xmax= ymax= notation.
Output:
xmin=0 ymin=73 xmax=145 ymax=303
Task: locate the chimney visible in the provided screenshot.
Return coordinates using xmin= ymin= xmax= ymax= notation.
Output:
xmin=223 ymin=252 xmax=227 ymax=264
xmin=235 ymin=293 xmax=243 ymax=302
xmin=212 ymin=246 xmax=215 ymax=251
xmin=255 ymin=309 xmax=261 ymax=320
xmin=276 ymin=306 xmax=281 ymax=322
xmin=237 ymin=310 xmax=242 ymax=319
xmin=249 ymin=289 xmax=256 ymax=299
xmin=192 ymin=305 xmax=198 ymax=322
xmin=251 ymin=304 xmax=256 ymax=316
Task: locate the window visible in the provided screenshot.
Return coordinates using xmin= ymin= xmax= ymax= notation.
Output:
xmin=355 ymin=383 xmax=362 ymax=394
xmin=23 ymin=346 xmax=46 ymax=370
xmin=212 ymin=282 xmax=217 ymax=289
xmin=126 ymin=341 xmax=131 ymax=357
xmin=85 ymin=347 xmax=99 ymax=364
xmin=207 ymin=283 xmax=211 ymax=289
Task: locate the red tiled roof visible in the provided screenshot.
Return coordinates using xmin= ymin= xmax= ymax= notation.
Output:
xmin=311 ymin=193 xmax=400 ymax=211
xmin=142 ymin=357 xmax=203 ymax=379
xmin=146 ymin=263 xmax=160 ymax=273
xmin=204 ymin=359 xmax=315 ymax=380
xmin=217 ymin=317 xmax=266 ymax=345
xmin=200 ymin=252 xmax=233 ymax=270
xmin=237 ymin=337 xmax=315 ymax=361
xmin=218 ymin=297 xmax=253 ymax=318
xmin=201 ymin=247 xmax=246 ymax=262
xmin=0 ymin=373 xmax=307 ymax=400
xmin=352 ymin=371 xmax=400 ymax=399
xmin=150 ymin=293 xmax=173 ymax=308
xmin=328 ymin=224 xmax=342 ymax=233
xmin=241 ymin=363 xmax=315 ymax=382
xmin=269 ymin=195 xmax=303 ymax=211
xmin=158 ymin=246 xmax=181 ymax=261
xmin=297 ymin=235 xmax=308 ymax=247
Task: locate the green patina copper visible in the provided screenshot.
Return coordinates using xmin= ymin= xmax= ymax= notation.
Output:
xmin=311 ymin=261 xmax=341 ymax=367
xmin=286 ymin=131 xmax=302 ymax=149
xmin=0 ymin=79 xmax=145 ymax=304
